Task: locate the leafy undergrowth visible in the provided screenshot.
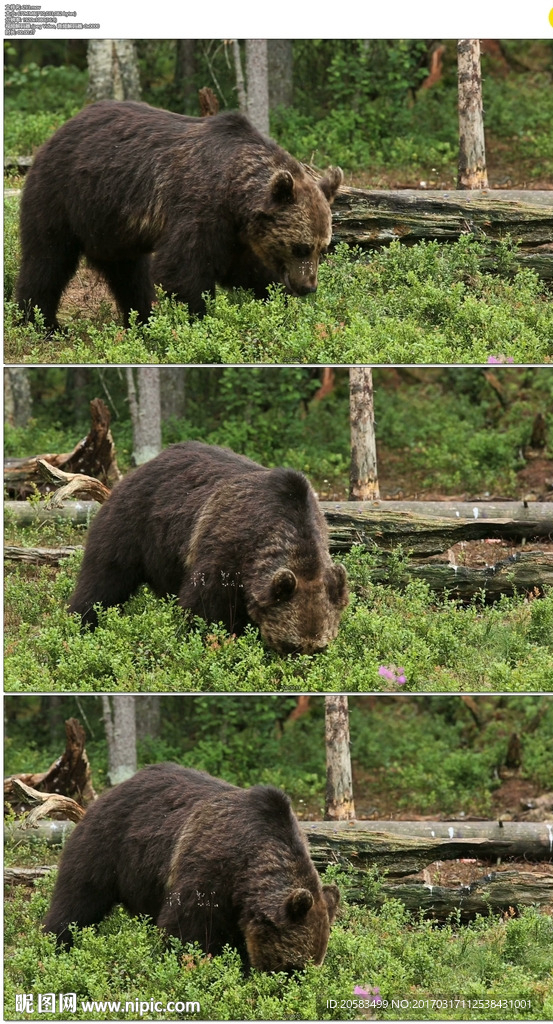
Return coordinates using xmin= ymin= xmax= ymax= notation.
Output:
xmin=4 ymin=224 xmax=553 ymax=364
xmin=4 ymin=866 xmax=553 ymax=1021
xmin=4 ymin=543 xmax=553 ymax=692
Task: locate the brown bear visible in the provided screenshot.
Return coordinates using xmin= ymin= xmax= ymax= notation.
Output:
xmin=68 ymin=441 xmax=348 ymax=655
xmin=43 ymin=764 xmax=340 ymax=972
xmin=15 ymin=100 xmax=343 ymax=330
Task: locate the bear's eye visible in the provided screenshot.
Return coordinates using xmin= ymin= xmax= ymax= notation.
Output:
xmin=291 ymin=243 xmax=313 ymax=259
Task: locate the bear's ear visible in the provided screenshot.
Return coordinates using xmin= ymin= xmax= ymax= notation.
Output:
xmin=270 ymin=567 xmax=298 ymax=602
xmin=318 ymin=166 xmax=343 ymax=203
xmin=269 ymin=169 xmax=296 ymax=205
xmin=250 ymin=567 xmax=297 ymax=609
xmin=327 ymin=563 xmax=349 ymax=608
xmin=285 ymin=888 xmax=314 ymax=920
xmin=322 ymin=883 xmax=340 ymax=923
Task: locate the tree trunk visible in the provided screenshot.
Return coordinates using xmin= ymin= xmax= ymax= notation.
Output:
xmin=174 ymin=39 xmax=196 ymax=109
xmin=245 ymin=39 xmax=270 ymax=135
xmin=268 ymin=40 xmax=293 ymax=109
xmin=101 ymin=696 xmax=137 ymax=786
xmin=231 ymin=39 xmax=247 ymax=114
xmin=4 ymin=368 xmax=32 ymax=428
xmin=330 ymin=187 xmax=553 ymax=280
xmin=126 ymin=367 xmax=162 ymax=466
xmin=349 ymin=366 xmax=379 ymax=501
xmin=87 ymin=39 xmax=141 ymax=102
xmin=457 ymin=39 xmax=488 ymax=189
xmin=324 ymin=696 xmax=355 ymax=820
xmin=159 ymin=367 xmax=186 ymax=422
xmin=136 ymin=696 xmax=162 ymax=743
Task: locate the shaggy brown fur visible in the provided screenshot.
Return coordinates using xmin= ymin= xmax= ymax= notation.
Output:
xmin=16 ymin=100 xmax=343 ymax=329
xmin=43 ymin=764 xmax=340 ymax=972
xmin=68 ymin=441 xmax=348 ymax=655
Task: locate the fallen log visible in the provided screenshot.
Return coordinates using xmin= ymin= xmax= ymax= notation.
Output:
xmin=375 ymin=871 xmax=553 ymax=922
xmin=4 ymin=500 xmax=99 ymax=526
xmin=6 ymin=499 xmax=553 ymax=548
xmin=4 ymin=544 xmax=79 ymax=565
xmin=5 ymin=819 xmax=75 ymax=847
xmin=5 ymin=818 xmax=551 ymax=866
xmin=369 ymin=551 xmax=553 ymax=601
xmin=302 ymin=822 xmax=553 ymax=876
xmin=331 ymin=186 xmax=553 ymax=280
xmin=3 ymin=860 xmax=551 ymax=923
xmin=4 ymin=866 xmax=52 ymax=885
xmin=5 ymin=541 xmax=551 ymax=601
xmin=7 ymin=181 xmax=553 ymax=279
xmin=320 ymin=501 xmax=553 ymax=554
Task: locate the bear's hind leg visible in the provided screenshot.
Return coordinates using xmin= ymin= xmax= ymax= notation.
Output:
xmin=16 ymin=235 xmax=81 ymax=332
xmin=43 ymin=876 xmax=117 ymax=949
xmin=93 ymin=257 xmax=155 ymax=327
xmin=68 ymin=563 xmax=141 ymax=631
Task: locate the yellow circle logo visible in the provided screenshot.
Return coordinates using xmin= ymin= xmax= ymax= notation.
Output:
xmin=550 ymin=6 xmax=553 ymax=26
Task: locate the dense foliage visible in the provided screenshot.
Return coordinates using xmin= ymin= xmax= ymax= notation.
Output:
xmin=5 ymin=875 xmax=552 ymax=1021
xmin=5 ymin=695 xmax=553 ymax=812
xmin=4 ymin=39 xmax=553 ymax=180
xmin=5 ymin=365 xmax=553 ymax=495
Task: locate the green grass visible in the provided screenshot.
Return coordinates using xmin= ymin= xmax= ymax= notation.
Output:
xmin=4 ymin=867 xmax=553 ymax=1021
xmin=4 ymin=195 xmax=553 ymax=364
xmin=4 ymin=541 xmax=553 ymax=693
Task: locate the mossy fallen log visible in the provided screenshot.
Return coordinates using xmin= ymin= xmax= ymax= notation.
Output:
xmin=331 ymin=186 xmax=553 ymax=280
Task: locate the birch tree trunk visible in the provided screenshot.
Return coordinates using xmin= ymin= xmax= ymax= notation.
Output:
xmin=349 ymin=366 xmax=379 ymax=500
xmin=324 ymin=696 xmax=356 ymax=821
xmin=87 ymin=39 xmax=142 ymax=102
xmin=245 ymin=39 xmax=270 ymax=135
xmin=126 ymin=367 xmax=162 ymax=466
xmin=102 ymin=695 xmax=137 ymax=786
xmin=457 ymin=39 xmax=488 ymax=189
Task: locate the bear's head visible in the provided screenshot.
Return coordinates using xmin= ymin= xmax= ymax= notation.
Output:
xmin=249 ymin=166 xmax=343 ymax=298
xmin=244 ymin=882 xmax=340 ymax=973
xmin=247 ymin=561 xmax=349 ymax=656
